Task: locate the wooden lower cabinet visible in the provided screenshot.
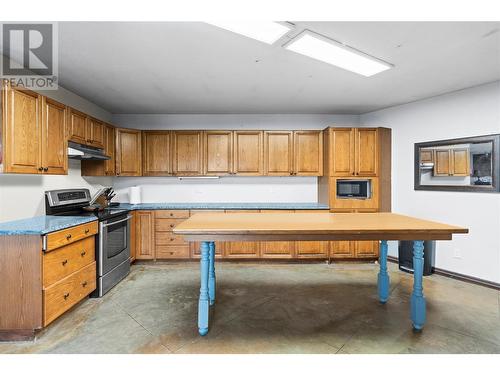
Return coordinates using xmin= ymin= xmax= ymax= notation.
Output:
xmin=130 ymin=209 xmax=380 ymax=262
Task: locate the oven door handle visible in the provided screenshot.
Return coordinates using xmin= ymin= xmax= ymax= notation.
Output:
xmin=101 ymin=215 xmax=132 ymax=227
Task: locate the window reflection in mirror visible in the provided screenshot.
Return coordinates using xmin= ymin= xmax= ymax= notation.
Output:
xmin=415 ymin=134 xmax=499 ymax=192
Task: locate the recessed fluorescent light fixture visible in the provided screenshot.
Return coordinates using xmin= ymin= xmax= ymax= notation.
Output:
xmin=206 ymin=21 xmax=292 ymax=44
xmin=284 ymin=30 xmax=392 ymax=77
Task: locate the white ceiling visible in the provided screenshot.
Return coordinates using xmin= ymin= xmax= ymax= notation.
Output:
xmin=37 ymin=22 xmax=500 ymax=114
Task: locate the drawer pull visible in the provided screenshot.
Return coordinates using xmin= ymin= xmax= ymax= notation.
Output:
xmin=62 ymin=259 xmax=68 ymax=266
xmin=170 ymin=224 xmax=175 ymax=228
xmin=82 ymin=281 xmax=88 ymax=287
xmin=170 ymin=213 xmax=174 ymax=217
xmin=63 ymin=292 xmax=70 ymax=300
xmin=170 ymin=238 xmax=174 ymax=241
xmin=85 ymin=229 xmax=90 ymax=234
xmin=81 ymin=251 xmax=86 ymax=257
xmin=66 ymin=234 xmax=72 ymax=240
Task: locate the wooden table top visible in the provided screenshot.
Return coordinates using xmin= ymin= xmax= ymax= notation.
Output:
xmin=174 ymin=212 xmax=468 ymax=241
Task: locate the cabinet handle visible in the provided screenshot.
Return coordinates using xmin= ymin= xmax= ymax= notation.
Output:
xmin=43 ymin=167 xmax=48 ymax=172
xmin=81 ymin=251 xmax=86 ymax=257
xmin=62 ymin=259 xmax=68 ymax=266
xmin=63 ymin=292 xmax=70 ymax=299
xmin=82 ymin=281 xmax=88 ymax=287
xmin=170 ymin=238 xmax=174 ymax=241
xmin=66 ymin=234 xmax=72 ymax=240
xmin=38 ymin=167 xmax=44 ymax=171
xmin=169 ymin=213 xmax=174 ymax=217
xmin=170 ymin=224 xmax=175 ymax=228
xmin=85 ymin=229 xmax=90 ymax=234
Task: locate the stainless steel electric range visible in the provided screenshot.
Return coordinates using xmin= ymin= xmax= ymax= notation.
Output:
xmin=45 ymin=188 xmax=131 ymax=297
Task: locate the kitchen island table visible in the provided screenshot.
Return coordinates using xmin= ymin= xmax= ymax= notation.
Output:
xmin=174 ymin=212 xmax=468 ymax=336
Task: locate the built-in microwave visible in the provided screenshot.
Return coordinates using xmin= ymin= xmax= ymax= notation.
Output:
xmin=336 ymin=179 xmax=372 ymax=199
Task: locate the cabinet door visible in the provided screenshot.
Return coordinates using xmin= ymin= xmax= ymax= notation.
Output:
xmin=68 ymin=109 xmax=88 ymax=144
xmin=204 ymin=131 xmax=233 ymax=175
xmin=233 ymin=131 xmax=263 ymax=175
xmin=260 ymin=210 xmax=295 ymax=258
xmin=434 ymin=149 xmax=451 ymax=176
xmin=330 ymin=128 xmax=355 ymax=176
xmin=135 ymin=211 xmax=154 ymax=260
xmin=355 ymin=128 xmax=378 ymax=176
xmin=294 ymin=130 xmax=323 ymax=176
xmin=130 ymin=212 xmax=137 ymax=262
xmin=41 ymin=97 xmax=67 ymax=175
xmin=296 ymin=241 xmax=329 ymax=258
xmin=330 ymin=241 xmax=355 ymax=258
xmin=104 ymin=125 xmax=115 ymax=176
xmin=116 ymin=128 xmax=142 ymax=176
xmin=354 ymin=241 xmax=379 ymax=258
xmin=172 ymin=131 xmax=203 ymax=175
xmin=451 ymin=149 xmax=470 ymax=176
xmin=89 ymin=119 xmax=105 ymax=148
xmin=2 ymin=85 xmax=42 ymax=174
xmin=142 ymin=131 xmax=171 ymax=176
xmin=264 ymin=131 xmax=293 ymax=176
xmin=224 ymin=210 xmax=260 ymax=258
xmin=420 ymin=149 xmax=433 ymax=163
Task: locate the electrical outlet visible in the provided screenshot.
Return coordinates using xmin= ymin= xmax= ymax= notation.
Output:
xmin=453 ymin=248 xmax=462 ymax=259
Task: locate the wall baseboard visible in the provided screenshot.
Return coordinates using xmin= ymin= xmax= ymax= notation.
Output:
xmin=387 ymin=255 xmax=500 ymax=290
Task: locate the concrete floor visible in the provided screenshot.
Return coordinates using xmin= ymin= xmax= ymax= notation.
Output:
xmin=1 ymin=262 xmax=499 ymax=354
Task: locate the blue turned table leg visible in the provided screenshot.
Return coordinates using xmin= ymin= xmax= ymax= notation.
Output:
xmin=198 ymin=241 xmax=210 ymax=336
xmin=208 ymin=241 xmax=216 ymax=306
xmin=411 ymin=240 xmax=426 ymax=331
xmin=377 ymin=240 xmax=390 ymax=303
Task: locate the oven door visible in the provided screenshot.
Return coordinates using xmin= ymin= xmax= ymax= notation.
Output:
xmin=99 ymin=214 xmax=131 ymax=276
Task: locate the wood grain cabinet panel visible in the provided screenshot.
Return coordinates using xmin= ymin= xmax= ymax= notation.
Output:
xmin=420 ymin=150 xmax=433 ymax=163
xmin=224 ymin=210 xmax=260 ymax=258
xmin=355 ymin=128 xmax=378 ymax=176
xmin=45 ymin=221 xmax=98 ymax=252
xmin=233 ymin=131 xmax=263 ymax=175
xmin=330 ymin=241 xmax=355 ymax=258
xmin=135 ymin=211 xmax=154 ymax=259
xmin=41 ymin=97 xmax=67 ymax=175
xmin=330 ymin=128 xmax=355 ymax=176
xmin=1 ymin=85 xmax=42 ymax=174
xmin=172 ymin=131 xmax=203 ymax=175
xmin=295 ymin=241 xmax=329 ymax=258
xmin=142 ymin=131 xmax=171 ymax=176
xmin=434 ymin=149 xmax=451 ymax=176
xmin=68 ymin=108 xmax=88 ymax=145
xmin=264 ymin=131 xmax=293 ymax=176
xmin=294 ymin=130 xmax=323 ymax=176
xmin=451 ymin=149 xmax=470 ymax=176
xmin=116 ymin=128 xmax=142 ymax=176
xmin=204 ymin=131 xmax=233 ymax=175
xmin=354 ymin=241 xmax=380 ymax=258
xmin=88 ymin=118 xmax=105 ymax=148
xmin=104 ymin=125 xmax=116 ymax=176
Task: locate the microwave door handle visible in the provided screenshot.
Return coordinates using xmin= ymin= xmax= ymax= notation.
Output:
xmin=101 ymin=215 xmax=132 ymax=228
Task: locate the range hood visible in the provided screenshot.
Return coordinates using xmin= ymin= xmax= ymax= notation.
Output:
xmin=419 ymin=162 xmax=434 ymax=170
xmin=68 ymin=141 xmax=110 ymax=161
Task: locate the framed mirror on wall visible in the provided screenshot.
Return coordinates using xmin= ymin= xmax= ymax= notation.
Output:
xmin=414 ymin=134 xmax=500 ymax=193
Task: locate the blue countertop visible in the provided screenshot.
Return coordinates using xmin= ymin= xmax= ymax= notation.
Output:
xmin=114 ymin=202 xmax=330 ymax=211
xmin=0 ymin=202 xmax=329 ymax=236
xmin=0 ymin=216 xmax=98 ymax=236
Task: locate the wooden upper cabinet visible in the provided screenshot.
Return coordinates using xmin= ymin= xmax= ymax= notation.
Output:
xmin=204 ymin=131 xmax=233 ymax=175
xmin=330 ymin=128 xmax=355 ymax=176
xmin=1 ymin=85 xmax=42 ymax=174
xmin=142 ymin=131 xmax=171 ymax=176
xmin=116 ymin=128 xmax=142 ymax=176
xmin=67 ymin=109 xmax=87 ymax=145
xmin=420 ymin=149 xmax=433 ymax=163
xmin=135 ymin=211 xmax=154 ymax=260
xmin=104 ymin=125 xmax=115 ymax=176
xmin=294 ymin=130 xmax=323 ymax=176
xmin=434 ymin=149 xmax=451 ymax=176
xmin=451 ymin=149 xmax=470 ymax=176
xmin=88 ymin=118 xmax=105 ymax=148
xmin=41 ymin=97 xmax=67 ymax=175
xmin=264 ymin=131 xmax=293 ymax=176
xmin=355 ymin=128 xmax=378 ymax=176
xmin=172 ymin=131 xmax=203 ymax=175
xmin=233 ymin=131 xmax=263 ymax=175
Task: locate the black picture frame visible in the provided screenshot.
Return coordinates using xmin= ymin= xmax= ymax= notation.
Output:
xmin=414 ymin=134 xmax=500 ymax=193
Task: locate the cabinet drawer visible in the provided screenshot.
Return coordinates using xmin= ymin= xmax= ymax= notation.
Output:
xmin=156 ymin=246 xmax=190 ymax=259
xmin=155 ymin=232 xmax=188 ymax=246
xmin=155 ymin=218 xmax=186 ymax=232
xmin=43 ymin=262 xmax=96 ymax=326
xmin=155 ymin=210 xmax=190 ymax=219
xmin=43 ymin=236 xmax=95 ymax=288
xmin=45 ymin=221 xmax=98 ymax=251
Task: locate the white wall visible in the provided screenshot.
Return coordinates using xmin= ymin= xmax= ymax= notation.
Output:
xmin=0 ymin=86 xmax=114 ymax=223
xmin=112 ymin=114 xmax=360 ymax=203
xmin=360 ymin=81 xmax=500 ymax=283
